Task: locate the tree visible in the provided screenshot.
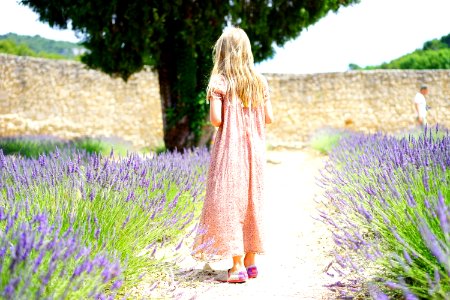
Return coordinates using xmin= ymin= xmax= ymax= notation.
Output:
xmin=423 ymin=33 xmax=450 ymax=50
xmin=379 ymin=49 xmax=450 ymax=69
xmin=21 ymin=0 xmax=359 ymax=150
xmin=348 ymin=63 xmax=362 ymax=70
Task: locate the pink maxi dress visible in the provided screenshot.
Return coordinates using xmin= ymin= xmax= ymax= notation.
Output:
xmin=193 ymin=74 xmax=269 ymax=260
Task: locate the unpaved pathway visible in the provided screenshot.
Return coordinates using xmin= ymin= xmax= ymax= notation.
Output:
xmin=138 ymin=150 xmax=339 ymax=299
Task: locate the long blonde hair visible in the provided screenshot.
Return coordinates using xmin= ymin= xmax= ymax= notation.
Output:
xmin=208 ymin=27 xmax=265 ymax=108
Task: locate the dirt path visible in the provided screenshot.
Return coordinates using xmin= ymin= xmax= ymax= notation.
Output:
xmin=138 ymin=150 xmax=338 ymax=299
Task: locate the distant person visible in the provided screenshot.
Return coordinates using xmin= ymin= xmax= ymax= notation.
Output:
xmin=192 ymin=27 xmax=274 ymax=283
xmin=414 ymin=85 xmax=428 ymax=127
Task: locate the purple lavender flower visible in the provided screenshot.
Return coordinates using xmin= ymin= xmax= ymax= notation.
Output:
xmin=94 ymin=227 xmax=101 ymax=240
xmin=125 ymin=191 xmax=134 ymax=202
xmin=89 ymin=189 xmax=96 ymax=201
xmin=72 ymin=261 xmax=86 ymax=278
xmin=422 ymin=168 xmax=430 ymax=192
xmin=32 ymin=252 xmax=44 ymax=273
xmin=111 ymin=279 xmax=123 ymax=290
xmin=101 ymin=262 xmax=121 ymax=283
xmin=436 ymin=191 xmax=449 ymax=235
xmin=368 ymin=284 xmax=389 ymax=300
xmin=3 ymin=277 xmax=20 ymax=299
xmin=121 ymin=216 xmax=130 ymax=229
xmin=406 ymin=189 xmax=416 ymax=207
xmin=403 ymin=249 xmax=413 ymax=265
xmin=175 ymin=238 xmax=184 ymax=251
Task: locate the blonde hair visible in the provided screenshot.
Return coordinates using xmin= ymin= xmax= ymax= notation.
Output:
xmin=208 ymin=27 xmax=265 ymax=108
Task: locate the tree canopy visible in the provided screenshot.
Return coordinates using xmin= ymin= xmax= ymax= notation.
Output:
xmin=423 ymin=33 xmax=450 ymax=50
xmin=21 ymin=0 xmax=359 ymax=150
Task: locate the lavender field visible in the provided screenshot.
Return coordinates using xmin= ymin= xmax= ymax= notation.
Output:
xmin=320 ymin=125 xmax=450 ymax=299
xmin=2 ymin=126 xmax=450 ymax=299
xmin=0 ymin=145 xmax=209 ymax=299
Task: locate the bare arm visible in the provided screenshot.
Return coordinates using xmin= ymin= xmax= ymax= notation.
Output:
xmin=414 ymin=101 xmax=424 ymax=124
xmin=414 ymin=102 xmax=419 ymax=114
xmin=210 ymin=99 xmax=222 ymax=127
xmin=262 ymin=76 xmax=273 ymax=124
xmin=265 ymin=100 xmax=274 ymax=124
xmin=208 ymin=75 xmax=225 ymax=127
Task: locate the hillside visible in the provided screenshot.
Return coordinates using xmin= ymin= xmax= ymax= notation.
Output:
xmin=0 ymin=33 xmax=84 ymax=59
xmin=349 ymin=33 xmax=450 ymax=70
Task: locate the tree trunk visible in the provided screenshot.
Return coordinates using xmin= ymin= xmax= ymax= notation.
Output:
xmin=157 ymin=40 xmax=213 ymax=151
xmin=158 ymin=66 xmax=194 ymax=151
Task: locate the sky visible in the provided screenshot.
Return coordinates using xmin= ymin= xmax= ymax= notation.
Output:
xmin=0 ymin=0 xmax=449 ymax=74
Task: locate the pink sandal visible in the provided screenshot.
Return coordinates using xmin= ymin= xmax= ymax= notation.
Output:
xmin=246 ymin=265 xmax=258 ymax=278
xmin=226 ymin=269 xmax=248 ymax=283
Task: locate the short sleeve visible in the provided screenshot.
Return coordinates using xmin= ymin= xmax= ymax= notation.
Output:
xmin=414 ymin=93 xmax=424 ymax=105
xmin=207 ymin=75 xmax=227 ymax=102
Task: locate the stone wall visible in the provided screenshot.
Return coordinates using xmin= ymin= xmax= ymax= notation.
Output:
xmin=265 ymin=70 xmax=450 ymax=148
xmin=1 ymin=54 xmax=449 ymax=149
xmin=0 ymin=54 xmax=162 ymax=149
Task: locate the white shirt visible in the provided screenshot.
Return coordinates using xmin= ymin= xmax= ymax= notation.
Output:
xmin=414 ymin=92 xmax=427 ymax=117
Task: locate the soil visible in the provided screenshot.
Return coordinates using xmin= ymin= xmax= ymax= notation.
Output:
xmin=129 ymin=149 xmax=343 ymax=299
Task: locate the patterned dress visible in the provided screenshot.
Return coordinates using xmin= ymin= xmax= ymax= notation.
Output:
xmin=193 ymin=74 xmax=269 ymax=260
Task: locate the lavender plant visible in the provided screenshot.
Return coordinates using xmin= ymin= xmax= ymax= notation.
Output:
xmin=0 ymin=146 xmax=209 ymax=297
xmin=0 ymin=207 xmax=122 ymax=299
xmin=320 ymin=125 xmax=450 ymax=298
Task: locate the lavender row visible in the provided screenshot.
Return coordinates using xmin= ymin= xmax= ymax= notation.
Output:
xmin=0 ymin=147 xmax=210 ymax=298
xmin=0 ymin=207 xmax=122 ymax=299
xmin=319 ymin=126 xmax=450 ymax=298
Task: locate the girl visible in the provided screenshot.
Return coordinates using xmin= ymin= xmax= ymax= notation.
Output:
xmin=193 ymin=27 xmax=274 ymax=283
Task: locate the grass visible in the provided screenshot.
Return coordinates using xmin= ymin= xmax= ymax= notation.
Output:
xmin=0 ymin=135 xmax=134 ymax=158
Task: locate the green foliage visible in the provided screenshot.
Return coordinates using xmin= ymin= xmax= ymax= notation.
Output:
xmin=349 ymin=33 xmax=450 ymax=70
xmin=423 ymin=33 xmax=450 ymax=50
xmin=0 ymin=33 xmax=83 ymax=59
xmin=20 ymin=0 xmax=359 ymax=149
xmin=348 ymin=63 xmax=362 ymax=70
xmin=0 ymin=38 xmax=68 ymax=60
xmin=0 ymin=39 xmax=35 ymax=56
xmin=379 ymin=48 xmax=450 ymax=69
xmin=0 ymin=136 xmax=132 ymax=158
xmin=309 ymin=128 xmax=345 ymax=154
xmin=0 ymin=136 xmax=64 ymax=157
xmin=20 ymin=0 xmax=359 ymax=79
